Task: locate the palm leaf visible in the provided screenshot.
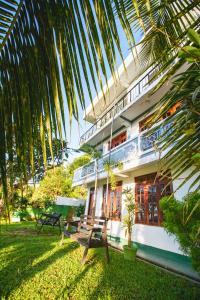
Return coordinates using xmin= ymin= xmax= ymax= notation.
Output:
xmin=0 ymin=0 xmax=136 ymax=197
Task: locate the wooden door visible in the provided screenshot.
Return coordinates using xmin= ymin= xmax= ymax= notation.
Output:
xmin=135 ymin=173 xmax=172 ymax=226
xmin=102 ymin=182 xmax=122 ymax=220
xmin=88 ymin=188 xmax=95 ymax=216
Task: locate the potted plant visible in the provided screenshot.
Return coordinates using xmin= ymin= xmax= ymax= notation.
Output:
xmin=122 ymin=188 xmax=138 ymax=260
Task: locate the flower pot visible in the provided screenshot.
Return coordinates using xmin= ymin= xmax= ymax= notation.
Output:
xmin=123 ymin=243 xmax=138 ymax=261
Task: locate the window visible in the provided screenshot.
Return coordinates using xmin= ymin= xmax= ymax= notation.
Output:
xmin=102 ymin=181 xmax=122 ymax=220
xmin=108 ymin=131 xmax=127 ymax=150
xmin=139 ymin=103 xmax=181 ymax=132
xmin=135 ymin=173 xmax=172 ymax=226
xmin=88 ymin=187 xmax=95 ymax=216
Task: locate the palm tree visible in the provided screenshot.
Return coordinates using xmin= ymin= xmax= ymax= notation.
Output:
xmin=0 ymin=0 xmax=199 ymax=215
xmin=0 ymin=0 xmax=134 ymax=212
xmin=121 ymin=1 xmax=200 ymax=191
xmin=149 ymin=31 xmax=200 ymax=192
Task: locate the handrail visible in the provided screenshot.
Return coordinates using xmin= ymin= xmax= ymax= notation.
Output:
xmin=80 ymin=66 xmax=161 ymax=145
xmin=73 ymin=121 xmax=172 ymax=184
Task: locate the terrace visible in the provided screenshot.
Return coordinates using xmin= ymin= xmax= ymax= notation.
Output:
xmin=80 ymin=66 xmax=162 ymax=147
xmin=73 ymin=122 xmax=172 ymax=186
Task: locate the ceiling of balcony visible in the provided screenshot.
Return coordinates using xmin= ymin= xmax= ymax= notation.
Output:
xmin=86 ymin=77 xmax=172 ymax=147
xmin=84 ymin=50 xmax=141 ymax=124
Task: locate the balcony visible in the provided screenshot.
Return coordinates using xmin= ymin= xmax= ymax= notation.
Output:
xmin=80 ymin=66 xmax=161 ymax=146
xmin=73 ymin=123 xmax=172 ymax=185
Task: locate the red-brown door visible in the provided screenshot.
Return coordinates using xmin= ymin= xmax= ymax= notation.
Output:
xmin=102 ymin=182 xmax=122 ymax=220
xmin=88 ymin=188 xmax=95 ymax=216
xmin=135 ymin=173 xmax=172 ymax=226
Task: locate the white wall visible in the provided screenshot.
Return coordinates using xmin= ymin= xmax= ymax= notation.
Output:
xmin=84 ymin=189 xmax=91 ymax=215
xmin=85 ymin=164 xmax=200 ymax=254
xmin=106 ymin=175 xmax=183 ymax=254
xmin=95 ymin=186 xmax=103 ymax=217
xmin=85 ymin=167 xmax=186 ymax=255
xmin=173 ymin=168 xmax=200 ymax=200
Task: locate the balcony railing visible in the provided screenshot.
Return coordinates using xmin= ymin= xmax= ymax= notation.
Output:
xmin=80 ymin=66 xmax=161 ymax=145
xmin=73 ymin=122 xmax=172 ymax=184
xmin=73 ymin=136 xmax=138 ymax=183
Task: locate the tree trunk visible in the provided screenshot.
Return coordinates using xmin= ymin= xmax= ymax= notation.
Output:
xmin=128 ymin=230 xmax=132 ymax=247
xmin=92 ymin=159 xmax=98 ymax=218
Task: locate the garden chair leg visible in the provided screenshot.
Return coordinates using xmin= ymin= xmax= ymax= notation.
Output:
xmin=81 ymin=247 xmax=89 ymax=265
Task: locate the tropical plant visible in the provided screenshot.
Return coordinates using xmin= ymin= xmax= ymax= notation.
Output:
xmin=67 ymin=154 xmax=91 ymax=176
xmin=122 ymin=188 xmax=136 ymax=247
xmin=31 ymin=155 xmax=89 ymax=208
xmin=0 ymin=0 xmax=135 ymax=202
xmin=160 ymin=192 xmax=200 ymax=273
xmin=148 ymin=28 xmax=200 ymax=192
xmin=0 ymin=0 xmax=200 ymax=213
xmin=118 ymin=1 xmax=200 ymax=192
xmin=31 ymin=166 xmax=69 ymax=208
xmin=104 ymin=160 xmax=123 ymax=191
xmin=75 ymin=204 xmax=85 ymax=217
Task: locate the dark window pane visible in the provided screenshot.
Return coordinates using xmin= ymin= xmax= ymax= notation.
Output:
xmin=137 ymin=186 xmax=145 ymax=222
xmin=148 ymin=185 xmax=158 ymax=223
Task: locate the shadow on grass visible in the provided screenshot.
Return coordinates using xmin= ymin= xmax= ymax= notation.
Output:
xmin=55 ymin=247 xmax=200 ymax=300
xmin=0 ymin=233 xmax=79 ymax=298
xmin=0 ymin=224 xmax=200 ymax=300
xmin=56 ymin=259 xmax=98 ymax=299
xmin=88 ymin=249 xmax=200 ymax=300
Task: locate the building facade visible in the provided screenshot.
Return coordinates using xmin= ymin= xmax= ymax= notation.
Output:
xmin=72 ymin=54 xmax=197 ymax=257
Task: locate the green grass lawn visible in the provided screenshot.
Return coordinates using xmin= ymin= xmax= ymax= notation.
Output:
xmin=0 ymin=222 xmax=199 ymax=300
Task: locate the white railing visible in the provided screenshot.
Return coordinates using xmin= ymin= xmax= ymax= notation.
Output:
xmin=80 ymin=66 xmax=160 ymax=145
xmin=73 ymin=122 xmax=173 ymax=184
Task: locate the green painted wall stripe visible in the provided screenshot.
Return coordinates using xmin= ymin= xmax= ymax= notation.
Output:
xmin=107 ymin=235 xmax=200 ymax=282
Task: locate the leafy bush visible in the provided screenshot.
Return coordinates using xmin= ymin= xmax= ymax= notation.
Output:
xmin=75 ymin=205 xmax=85 ymax=217
xmin=160 ymin=192 xmax=200 ymax=272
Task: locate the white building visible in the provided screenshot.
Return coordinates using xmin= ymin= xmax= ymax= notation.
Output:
xmin=72 ymin=53 xmax=199 ymax=278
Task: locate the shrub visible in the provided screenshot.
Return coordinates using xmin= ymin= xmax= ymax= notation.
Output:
xmin=75 ymin=205 xmax=85 ymax=217
xmin=160 ymin=192 xmax=200 ymax=272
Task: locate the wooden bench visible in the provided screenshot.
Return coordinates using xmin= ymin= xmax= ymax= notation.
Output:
xmin=36 ymin=212 xmax=62 ymax=234
xmin=62 ymin=215 xmax=109 ymax=264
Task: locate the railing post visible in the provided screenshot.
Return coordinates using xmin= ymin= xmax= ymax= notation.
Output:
xmin=138 ymin=133 xmax=142 ymax=154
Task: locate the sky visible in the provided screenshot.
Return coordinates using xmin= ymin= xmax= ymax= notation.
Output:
xmin=63 ymin=18 xmax=142 ymax=162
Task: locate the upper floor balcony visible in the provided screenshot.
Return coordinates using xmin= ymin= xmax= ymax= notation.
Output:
xmin=80 ymin=66 xmax=168 ymax=147
xmin=73 ymin=122 xmax=173 ymax=186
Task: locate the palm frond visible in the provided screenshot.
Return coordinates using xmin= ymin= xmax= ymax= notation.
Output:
xmin=0 ymin=0 xmax=135 ymax=196
xmin=152 ymin=63 xmax=200 ymax=192
xmin=122 ymin=0 xmax=200 ymax=80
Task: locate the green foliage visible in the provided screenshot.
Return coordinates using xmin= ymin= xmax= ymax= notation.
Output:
xmin=67 ymin=154 xmax=91 ymax=175
xmin=160 ymin=192 xmax=200 ymax=273
xmin=104 ymin=160 xmax=123 ymax=190
xmin=31 ymin=155 xmax=89 ymax=208
xmin=80 ymin=144 xmax=102 ymax=160
xmin=179 ymin=29 xmax=200 ymax=63
xmin=75 ymin=205 xmax=85 ymax=217
xmin=31 ymin=167 xmax=69 ymax=208
xmin=0 ymin=0 xmax=135 ymax=199
xmin=187 ymin=28 xmax=200 ymax=47
xmin=149 ymin=29 xmax=200 ymax=192
xmin=122 ymin=188 xmax=135 ymax=247
xmin=0 ymin=222 xmax=199 ymax=299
